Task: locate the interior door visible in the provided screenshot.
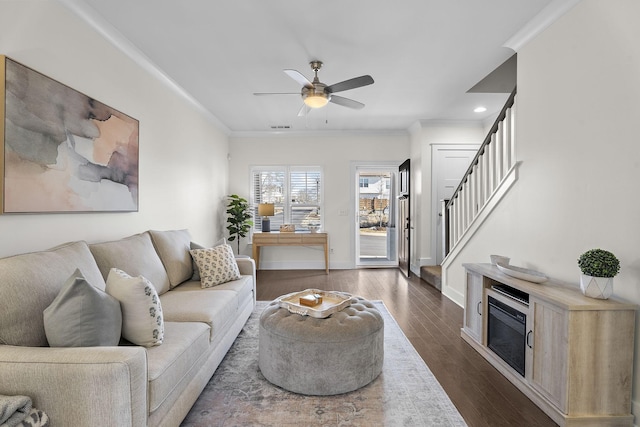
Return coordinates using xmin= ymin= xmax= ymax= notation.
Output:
xmin=432 ymin=146 xmax=479 ymax=264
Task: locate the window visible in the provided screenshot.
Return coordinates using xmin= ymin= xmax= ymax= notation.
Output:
xmin=251 ymin=166 xmax=323 ymax=232
xmin=359 ymin=177 xmax=369 ymax=188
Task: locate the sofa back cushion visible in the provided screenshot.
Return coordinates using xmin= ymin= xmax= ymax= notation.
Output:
xmin=0 ymin=241 xmax=106 ymax=346
xmin=89 ymin=232 xmax=171 ymax=295
xmin=148 ymin=229 xmax=193 ymax=288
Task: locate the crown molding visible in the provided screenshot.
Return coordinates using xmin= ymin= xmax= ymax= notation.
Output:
xmin=504 ymin=0 xmax=582 ymax=52
xmin=57 ymin=0 xmax=231 ymax=135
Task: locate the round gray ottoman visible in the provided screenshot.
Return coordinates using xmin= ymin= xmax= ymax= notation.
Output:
xmin=258 ymin=295 xmax=384 ymax=395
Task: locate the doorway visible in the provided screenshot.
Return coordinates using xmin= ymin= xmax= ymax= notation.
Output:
xmin=354 ymin=163 xmax=398 ymax=267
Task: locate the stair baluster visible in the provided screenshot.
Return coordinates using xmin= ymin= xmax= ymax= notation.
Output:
xmin=444 ymin=88 xmax=517 ymax=258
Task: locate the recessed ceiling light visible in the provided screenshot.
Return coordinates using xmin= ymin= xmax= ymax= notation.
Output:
xmin=474 ymin=106 xmax=487 ymax=113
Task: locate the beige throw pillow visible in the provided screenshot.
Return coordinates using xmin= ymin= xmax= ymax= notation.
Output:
xmin=106 ymin=268 xmax=164 ymax=347
xmin=149 ymin=229 xmax=193 ymax=288
xmin=190 ymin=244 xmax=241 ymax=288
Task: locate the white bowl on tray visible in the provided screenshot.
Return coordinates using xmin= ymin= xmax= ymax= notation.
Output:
xmin=496 ymin=263 xmax=548 ymax=284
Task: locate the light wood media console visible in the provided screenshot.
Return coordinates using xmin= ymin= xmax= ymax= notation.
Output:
xmin=462 ymin=263 xmax=637 ymax=427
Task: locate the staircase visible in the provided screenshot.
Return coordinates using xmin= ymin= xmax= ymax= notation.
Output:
xmin=443 ymin=88 xmax=518 ymax=261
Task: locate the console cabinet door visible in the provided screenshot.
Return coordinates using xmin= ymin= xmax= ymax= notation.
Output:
xmin=526 ymin=297 xmax=568 ymax=412
xmin=463 ymin=271 xmax=484 ymax=343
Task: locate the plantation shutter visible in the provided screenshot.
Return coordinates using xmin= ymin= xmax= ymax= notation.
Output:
xmin=251 ymin=166 xmax=322 ymax=232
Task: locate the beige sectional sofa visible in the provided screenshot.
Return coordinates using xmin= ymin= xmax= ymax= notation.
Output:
xmin=0 ymin=229 xmax=256 ymax=427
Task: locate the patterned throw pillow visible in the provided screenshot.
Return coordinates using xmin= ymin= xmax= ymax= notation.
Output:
xmin=190 ymin=238 xmax=226 ymax=281
xmin=190 ymin=244 xmax=241 ymax=288
xmin=106 ymin=268 xmax=164 ymax=347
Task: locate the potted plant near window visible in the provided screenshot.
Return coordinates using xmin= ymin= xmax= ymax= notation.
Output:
xmin=226 ymin=194 xmax=253 ymax=254
xmin=577 ymin=248 xmax=620 ymax=299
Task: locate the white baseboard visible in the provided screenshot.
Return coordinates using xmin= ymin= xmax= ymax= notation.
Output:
xmin=419 ymin=257 xmax=435 ymax=266
xmin=441 ymin=268 xmax=465 ymax=308
xmin=631 ymin=399 xmax=639 ymax=427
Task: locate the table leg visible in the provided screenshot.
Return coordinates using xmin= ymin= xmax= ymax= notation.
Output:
xmin=324 ymin=243 xmax=329 ymax=274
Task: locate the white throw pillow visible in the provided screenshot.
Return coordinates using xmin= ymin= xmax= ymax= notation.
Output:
xmin=106 ymin=268 xmax=164 ymax=347
xmin=190 ymin=244 xmax=241 ymax=288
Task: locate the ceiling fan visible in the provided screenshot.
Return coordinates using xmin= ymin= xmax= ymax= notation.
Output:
xmin=254 ymin=61 xmax=374 ymax=115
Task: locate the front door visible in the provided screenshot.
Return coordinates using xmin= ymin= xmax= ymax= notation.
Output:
xmin=355 ymin=164 xmax=398 ymax=267
xmin=398 ymin=159 xmax=410 ymax=277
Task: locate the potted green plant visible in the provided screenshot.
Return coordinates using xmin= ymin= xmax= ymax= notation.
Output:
xmin=226 ymin=194 xmax=253 ymax=254
xmin=577 ymin=248 xmax=620 ymax=299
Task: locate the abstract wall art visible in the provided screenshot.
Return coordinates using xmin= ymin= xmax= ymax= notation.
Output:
xmin=0 ymin=56 xmax=139 ymax=213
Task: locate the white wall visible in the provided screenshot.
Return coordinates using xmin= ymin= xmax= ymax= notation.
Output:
xmin=0 ymin=1 xmax=230 ymax=257
xmin=228 ymin=132 xmax=409 ymax=267
xmin=443 ymin=0 xmax=640 ymax=411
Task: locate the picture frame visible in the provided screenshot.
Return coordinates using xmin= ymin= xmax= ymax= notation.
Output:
xmin=0 ymin=56 xmax=139 ymax=213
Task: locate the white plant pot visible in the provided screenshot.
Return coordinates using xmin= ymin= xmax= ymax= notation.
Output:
xmin=580 ymin=274 xmax=613 ymax=299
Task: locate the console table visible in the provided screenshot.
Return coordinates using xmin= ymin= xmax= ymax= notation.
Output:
xmin=462 ymin=263 xmax=637 ymax=427
xmin=252 ymin=232 xmax=329 ymax=273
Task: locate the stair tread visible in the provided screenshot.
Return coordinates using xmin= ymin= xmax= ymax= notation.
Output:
xmin=420 ymin=265 xmax=442 ymax=291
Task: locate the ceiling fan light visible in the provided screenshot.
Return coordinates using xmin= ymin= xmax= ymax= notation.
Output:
xmin=304 ymin=94 xmax=329 ymax=108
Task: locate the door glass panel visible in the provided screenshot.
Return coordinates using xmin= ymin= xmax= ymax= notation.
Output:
xmin=356 ymin=168 xmax=397 ymax=266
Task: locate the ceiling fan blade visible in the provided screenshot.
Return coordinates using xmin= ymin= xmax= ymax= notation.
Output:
xmin=253 ymin=92 xmax=300 ymax=96
xmin=284 ymin=69 xmax=313 ymax=88
xmin=326 ymin=75 xmax=374 ymax=93
xmin=330 ymin=95 xmax=365 ymax=109
xmin=297 ymin=104 xmax=310 ymax=117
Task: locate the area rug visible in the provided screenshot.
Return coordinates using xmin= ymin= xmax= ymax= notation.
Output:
xmin=181 ymin=301 xmax=467 ymax=427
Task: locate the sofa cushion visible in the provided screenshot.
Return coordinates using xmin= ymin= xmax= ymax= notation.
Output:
xmin=0 ymin=241 xmax=106 ymax=347
xmin=90 ymin=232 xmax=171 ymax=295
xmin=160 ymin=289 xmax=239 ymax=341
xmin=190 ymin=244 xmax=241 ymax=288
xmin=146 ymin=321 xmax=210 ymax=413
xmin=44 ymin=268 xmax=122 ymax=347
xmin=106 ymin=268 xmax=164 ymax=347
xmin=171 ymin=276 xmax=254 ymax=310
xmin=149 ymin=229 xmax=193 ymax=288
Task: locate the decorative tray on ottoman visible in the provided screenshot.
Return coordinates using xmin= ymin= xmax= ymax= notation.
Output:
xmin=277 ymin=289 xmax=351 ymax=318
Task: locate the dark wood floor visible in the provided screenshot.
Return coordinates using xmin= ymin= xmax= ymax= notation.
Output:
xmin=256 ymin=268 xmax=557 ymax=427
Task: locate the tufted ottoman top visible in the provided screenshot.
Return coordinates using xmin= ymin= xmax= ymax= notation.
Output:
xmin=259 ymin=295 xmax=383 ymax=342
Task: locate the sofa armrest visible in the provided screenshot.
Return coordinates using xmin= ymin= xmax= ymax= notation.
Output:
xmin=235 ymin=257 xmax=257 ymax=303
xmin=0 ymin=345 xmax=147 ymax=427
xmin=235 ymin=257 xmax=256 ymax=278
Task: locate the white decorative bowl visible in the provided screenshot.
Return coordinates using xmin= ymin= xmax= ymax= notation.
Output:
xmin=497 ymin=264 xmax=548 ymax=284
xmin=490 ymin=255 xmax=510 ymax=266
